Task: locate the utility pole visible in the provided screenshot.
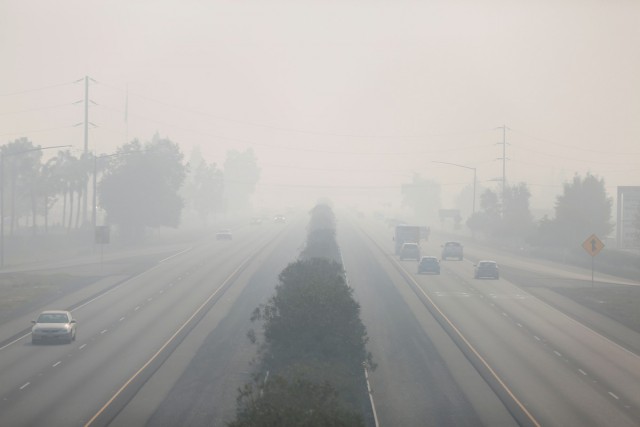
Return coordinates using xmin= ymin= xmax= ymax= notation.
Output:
xmin=82 ymin=76 xmax=90 ymax=225
xmin=496 ymin=125 xmax=509 ymax=203
xmin=78 ymin=76 xmax=98 ymax=226
xmin=84 ymin=76 xmax=89 ymax=154
xmin=124 ymin=83 xmax=129 ymax=144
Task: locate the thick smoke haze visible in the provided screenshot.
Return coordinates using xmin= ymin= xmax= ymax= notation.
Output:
xmin=2 ymin=0 xmax=639 ymax=216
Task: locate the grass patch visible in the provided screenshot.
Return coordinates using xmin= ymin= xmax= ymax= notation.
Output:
xmin=0 ymin=273 xmax=95 ymax=323
xmin=555 ymin=285 xmax=640 ymax=334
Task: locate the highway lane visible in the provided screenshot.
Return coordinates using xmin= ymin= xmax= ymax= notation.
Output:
xmin=123 ymin=217 xmax=308 ymax=426
xmin=338 ymin=217 xmax=518 ymax=427
xmin=357 ymin=216 xmax=640 ymax=426
xmin=0 ymin=220 xmax=291 ymax=427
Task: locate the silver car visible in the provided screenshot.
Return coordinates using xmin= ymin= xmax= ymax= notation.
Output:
xmin=31 ymin=310 xmax=77 ymax=344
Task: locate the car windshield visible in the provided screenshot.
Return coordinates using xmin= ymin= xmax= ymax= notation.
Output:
xmin=37 ymin=314 xmax=68 ymax=323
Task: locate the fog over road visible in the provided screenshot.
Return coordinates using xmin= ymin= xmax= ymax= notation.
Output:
xmin=0 ymin=213 xmax=639 ymax=426
xmin=348 ymin=215 xmax=640 ymax=427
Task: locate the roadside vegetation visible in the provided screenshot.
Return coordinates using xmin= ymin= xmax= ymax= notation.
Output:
xmin=0 ymin=136 xmax=259 ymax=246
xmin=230 ymin=203 xmax=373 ymax=427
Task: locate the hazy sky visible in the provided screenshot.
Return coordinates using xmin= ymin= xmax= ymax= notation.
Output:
xmin=1 ymin=0 xmax=639 ymax=214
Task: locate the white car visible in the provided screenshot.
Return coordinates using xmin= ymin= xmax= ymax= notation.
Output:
xmin=31 ymin=310 xmax=77 ymax=344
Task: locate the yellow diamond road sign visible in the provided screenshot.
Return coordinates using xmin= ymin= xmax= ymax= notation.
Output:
xmin=582 ymin=234 xmax=604 ymax=257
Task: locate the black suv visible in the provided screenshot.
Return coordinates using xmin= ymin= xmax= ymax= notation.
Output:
xmin=474 ymin=261 xmax=499 ymax=279
xmin=441 ymin=241 xmax=463 ymax=260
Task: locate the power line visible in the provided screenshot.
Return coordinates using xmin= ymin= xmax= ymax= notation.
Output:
xmin=97 ymin=102 xmax=497 ymax=156
xmin=94 ymin=79 xmax=494 ymax=140
xmin=512 ymin=145 xmax=638 ymax=166
xmin=0 ymin=80 xmax=77 ymax=97
xmin=510 ymin=128 xmax=640 ymax=156
xmin=0 ymin=102 xmax=76 ymax=116
xmin=0 ymin=125 xmax=76 ymax=138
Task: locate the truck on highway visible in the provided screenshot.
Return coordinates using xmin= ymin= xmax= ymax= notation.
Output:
xmin=394 ymin=225 xmax=422 ymax=255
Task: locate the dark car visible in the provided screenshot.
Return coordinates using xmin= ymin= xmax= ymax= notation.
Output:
xmin=31 ymin=310 xmax=77 ymax=344
xmin=441 ymin=241 xmax=463 ymax=260
xmin=474 ymin=260 xmax=500 ymax=279
xmin=400 ymin=243 xmax=421 ymax=261
xmin=417 ymin=256 xmax=440 ymax=274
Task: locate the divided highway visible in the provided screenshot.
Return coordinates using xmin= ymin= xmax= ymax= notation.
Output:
xmin=347 ymin=215 xmax=640 ymax=427
xmin=0 ymin=220 xmax=300 ymax=427
xmin=1 ymin=213 xmax=639 ymax=426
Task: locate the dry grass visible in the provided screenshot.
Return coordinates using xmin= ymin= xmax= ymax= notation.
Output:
xmin=555 ymin=285 xmax=640 ymax=334
xmin=0 ymin=273 xmax=92 ymax=324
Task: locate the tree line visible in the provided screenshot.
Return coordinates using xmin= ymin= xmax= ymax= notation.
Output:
xmin=465 ymin=173 xmax=614 ymax=249
xmin=401 ymin=171 xmax=632 ymax=248
xmin=231 ymin=203 xmax=374 ymax=426
xmin=0 ymin=135 xmax=260 ymax=240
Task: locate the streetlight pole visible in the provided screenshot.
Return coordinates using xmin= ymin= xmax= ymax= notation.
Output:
xmin=0 ymin=145 xmax=71 ymax=268
xmin=431 ymin=161 xmax=477 ymax=217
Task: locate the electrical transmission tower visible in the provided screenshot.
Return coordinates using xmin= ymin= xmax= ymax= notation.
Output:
xmin=496 ymin=124 xmax=510 ymax=202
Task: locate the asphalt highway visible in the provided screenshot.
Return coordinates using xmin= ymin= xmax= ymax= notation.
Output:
xmin=352 ymin=215 xmax=640 ymax=427
xmin=1 ymin=213 xmax=639 ymax=427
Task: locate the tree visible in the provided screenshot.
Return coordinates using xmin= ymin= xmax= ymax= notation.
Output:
xmin=229 ymin=374 xmax=364 ymax=427
xmin=466 ymin=188 xmax=501 ymax=236
xmin=300 ymin=203 xmax=340 ymax=262
xmin=253 ymin=258 xmax=370 ymax=371
xmin=181 ymin=148 xmax=224 ymax=226
xmin=401 ymin=173 xmax=441 ymax=224
xmin=98 ymin=135 xmax=186 ymax=240
xmin=0 ymin=138 xmax=49 ymax=233
xmin=223 ymin=148 xmax=260 ymax=212
xmin=454 ymin=183 xmax=483 ymax=222
xmin=501 ymin=183 xmax=534 ymax=239
xmin=550 ymin=173 xmax=613 ymax=247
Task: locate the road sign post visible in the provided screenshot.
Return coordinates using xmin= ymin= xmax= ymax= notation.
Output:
xmin=582 ymin=234 xmax=604 ymax=287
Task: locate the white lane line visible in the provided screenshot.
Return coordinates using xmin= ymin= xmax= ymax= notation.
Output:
xmin=84 ymin=257 xmax=253 ymax=427
xmin=119 ymin=317 xmax=125 ymax=322
xmin=578 ymin=369 xmax=587 ymax=376
xmin=134 ymin=306 xmax=140 ymax=311
xmin=101 ymin=329 xmax=108 ymax=334
xmin=53 ymin=361 xmax=61 ymax=367
xmin=534 ymin=335 xmax=541 ymax=341
xmin=71 ymin=246 xmax=192 ymax=313
xmin=79 ymin=344 xmax=87 ymax=350
xmin=502 ymin=312 xmax=508 ymax=317
xmin=609 ymin=392 xmax=620 ymax=400
xmin=516 ymin=323 xmax=523 ymax=328
xmin=364 ymin=365 xmax=380 ymax=427
xmin=554 ymin=350 xmax=562 ymax=357
xmin=19 ymin=382 xmax=30 ymax=390
xmin=159 ymin=290 xmax=164 ymax=294
xmin=147 ymin=297 xmax=153 ymax=302
xmin=0 ymin=333 xmax=31 ymax=351
xmin=168 ymin=283 xmax=173 ymax=287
